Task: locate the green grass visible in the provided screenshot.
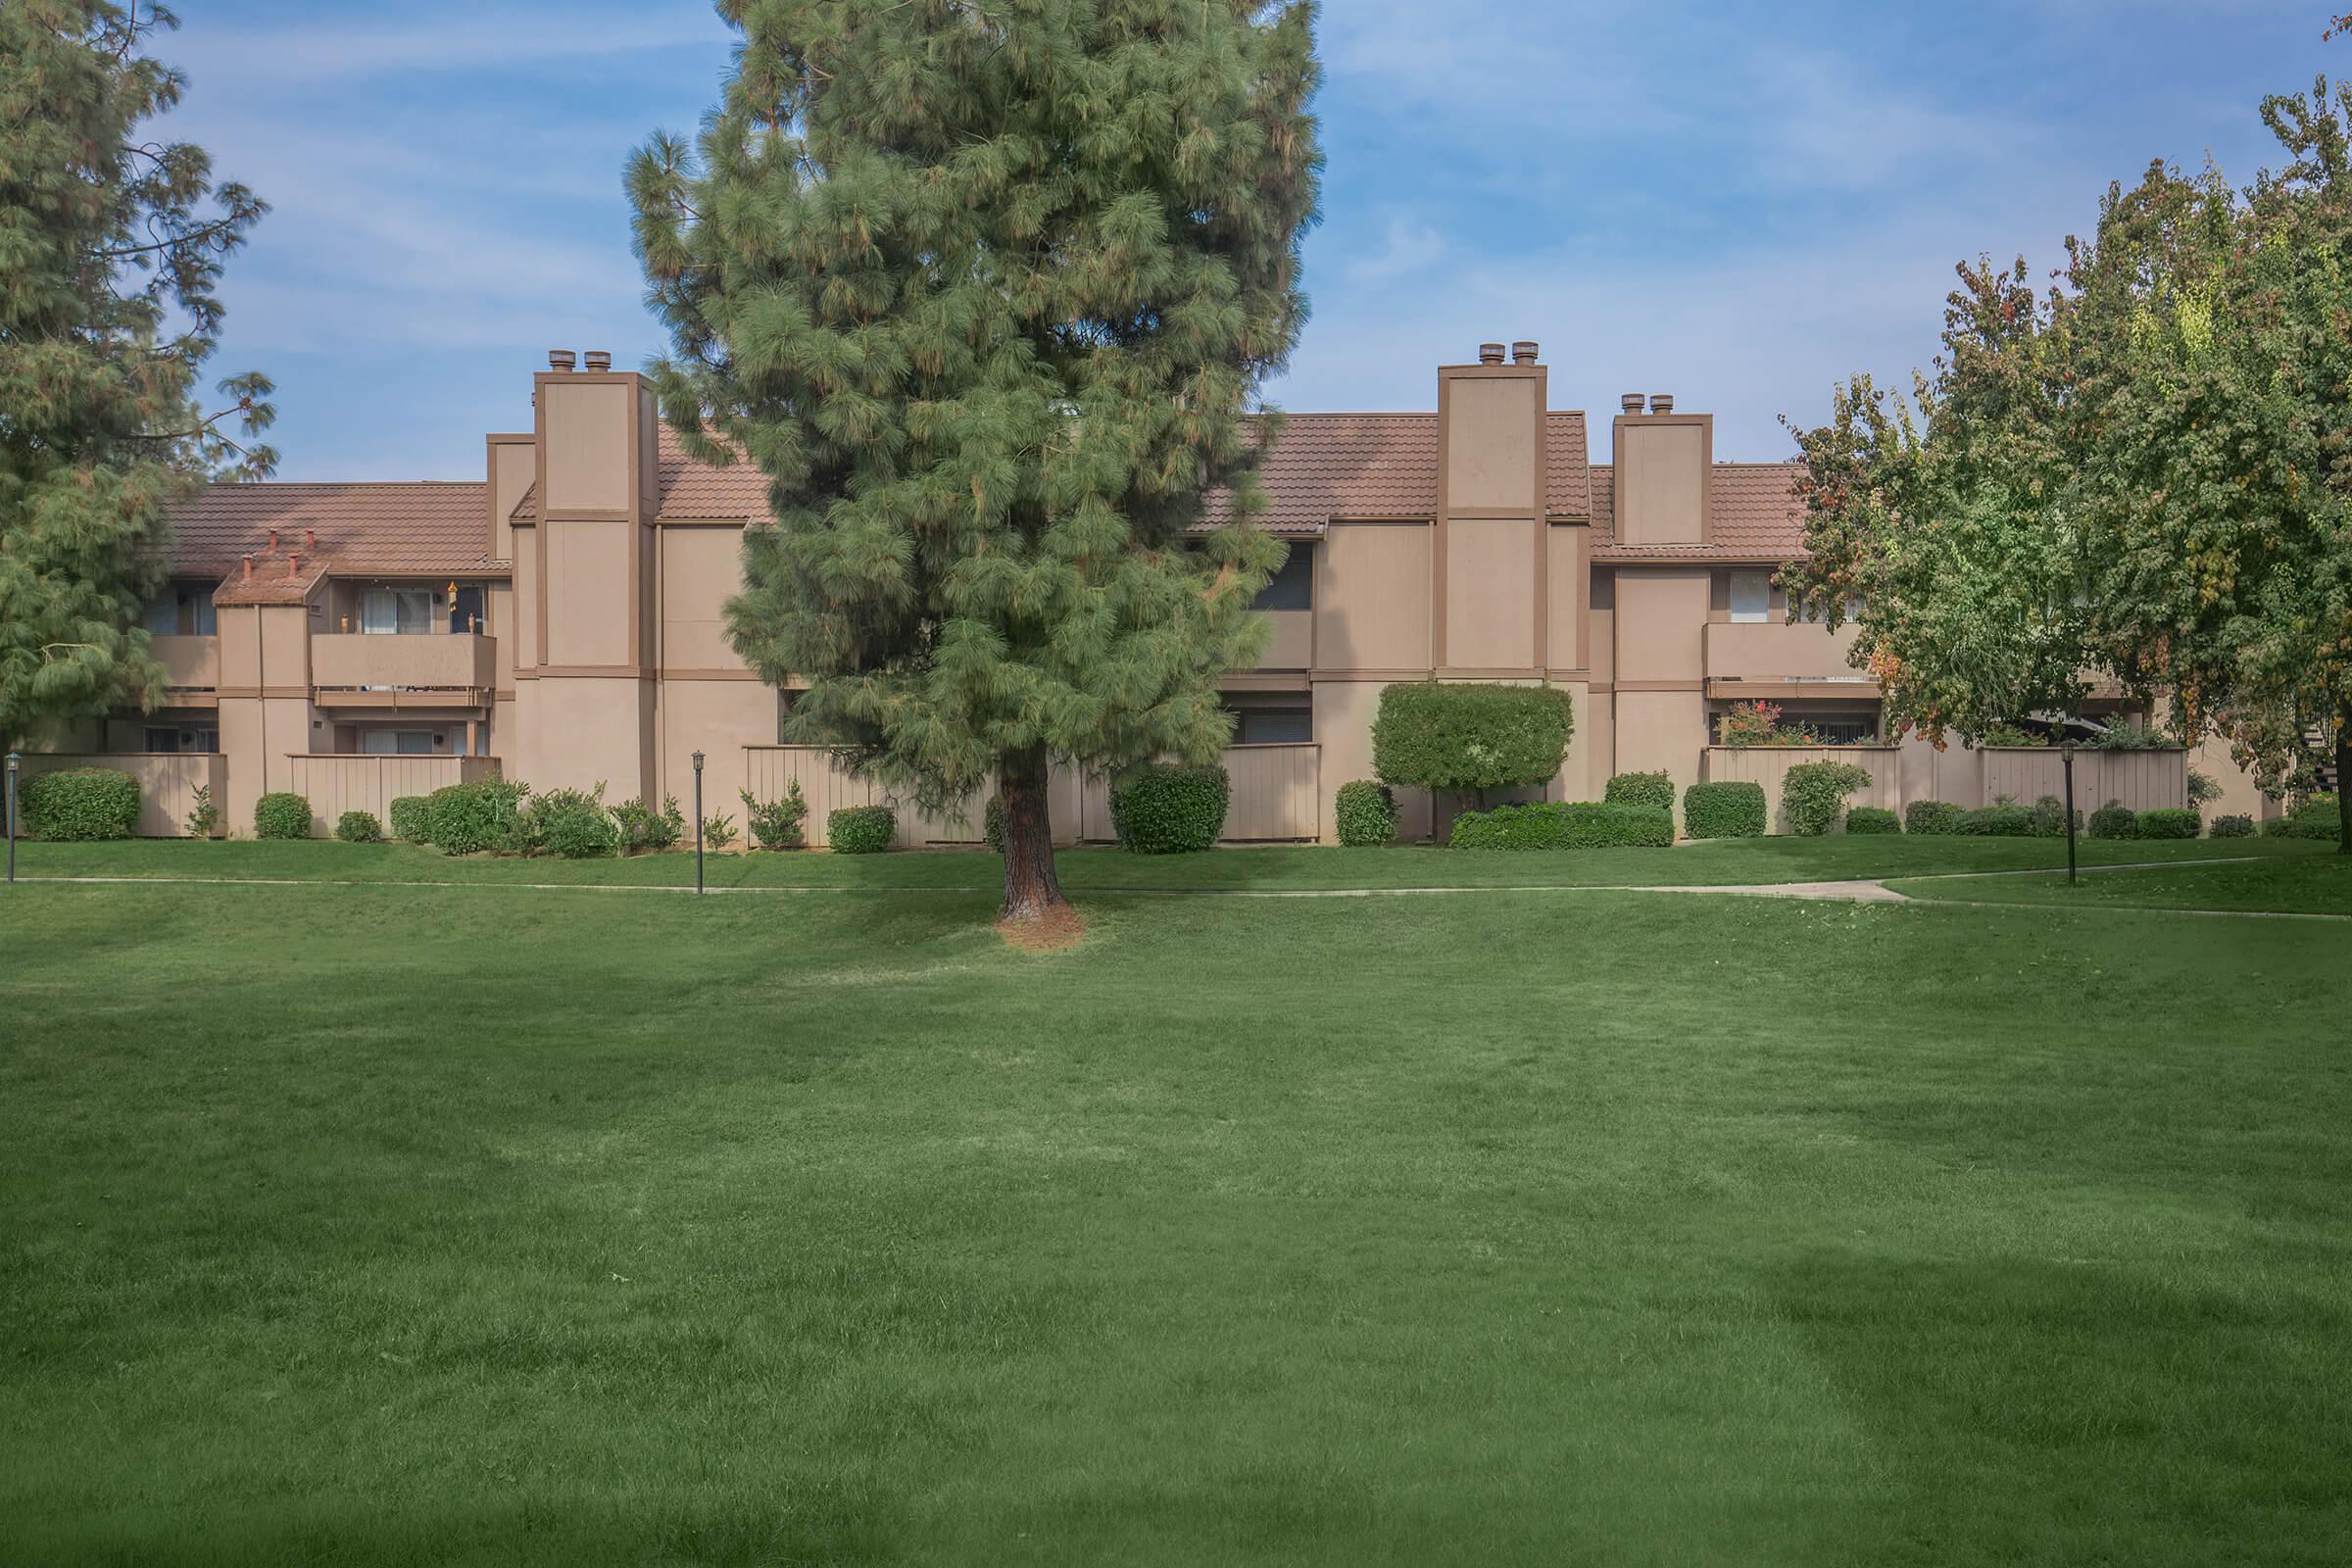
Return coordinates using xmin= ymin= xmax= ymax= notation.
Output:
xmin=3 ymin=865 xmax=2349 ymax=1563
xmin=1894 ymin=851 xmax=2352 ymax=915
xmin=8 ymin=830 xmax=2324 ymax=892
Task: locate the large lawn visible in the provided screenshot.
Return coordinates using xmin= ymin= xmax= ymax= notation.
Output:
xmin=3 ymin=854 xmax=2348 ymax=1563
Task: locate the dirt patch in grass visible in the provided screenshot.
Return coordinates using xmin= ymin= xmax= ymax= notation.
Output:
xmin=995 ymin=904 xmax=1089 ymax=953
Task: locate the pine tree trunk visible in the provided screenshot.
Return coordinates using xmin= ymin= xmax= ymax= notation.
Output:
xmin=998 ymin=749 xmax=1070 ymax=921
xmin=2337 ymin=706 xmax=2351 ymax=856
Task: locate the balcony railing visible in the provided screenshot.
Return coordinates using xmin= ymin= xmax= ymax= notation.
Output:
xmin=1703 ymin=619 xmax=1867 ymax=685
xmin=310 ymin=632 xmax=496 ymax=699
xmin=151 ymin=634 xmax=220 ymax=691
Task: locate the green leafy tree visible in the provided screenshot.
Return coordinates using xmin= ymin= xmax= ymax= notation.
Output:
xmin=0 ymin=1 xmax=274 ymax=752
xmin=629 ymin=0 xmax=1321 ymax=922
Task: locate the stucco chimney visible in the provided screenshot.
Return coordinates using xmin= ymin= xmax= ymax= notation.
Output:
xmin=1511 ymin=341 xmax=1539 ymax=365
xmin=1649 ymin=393 xmax=1675 ymax=414
xmin=548 ymin=349 xmax=577 ymax=371
xmin=1621 ymin=393 xmax=1645 ymax=414
xmin=583 ymin=350 xmax=612 ymax=372
xmin=1478 ymin=342 xmax=1505 ymax=366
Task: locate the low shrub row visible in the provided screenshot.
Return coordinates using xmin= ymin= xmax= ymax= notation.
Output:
xmin=1602 ymin=770 xmax=1675 ymax=813
xmin=2264 ymin=793 xmax=2340 ymax=840
xmin=1449 ymin=801 xmax=1673 ymax=850
xmin=1845 ymin=806 xmax=1900 ymax=835
xmin=17 ymin=767 xmax=141 ymax=841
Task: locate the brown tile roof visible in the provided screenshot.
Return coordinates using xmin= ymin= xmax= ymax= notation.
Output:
xmin=166 ymin=482 xmax=495 ymax=580
xmin=212 ymin=554 xmax=332 ymax=607
xmin=509 ymin=423 xmax=777 ymax=524
xmin=1197 ymin=411 xmax=1592 ymax=531
xmin=1589 ymin=462 xmax=1807 ymax=562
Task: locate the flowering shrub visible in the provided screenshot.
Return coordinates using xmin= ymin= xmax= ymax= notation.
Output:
xmin=1716 ymin=700 xmax=1823 ymax=748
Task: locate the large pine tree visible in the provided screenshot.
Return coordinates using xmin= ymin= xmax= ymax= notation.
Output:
xmin=0 ymin=1 xmax=275 ymax=753
xmin=631 ymin=0 xmax=1321 ymax=923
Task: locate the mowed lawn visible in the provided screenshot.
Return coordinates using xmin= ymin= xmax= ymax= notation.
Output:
xmin=3 ymin=858 xmax=2349 ymax=1564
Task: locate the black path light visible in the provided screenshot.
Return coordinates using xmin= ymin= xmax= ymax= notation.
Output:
xmin=2061 ymin=737 xmax=2080 ymax=886
xmin=692 ymin=750 xmax=706 ymax=896
xmin=4 ymin=753 xmax=17 ymax=885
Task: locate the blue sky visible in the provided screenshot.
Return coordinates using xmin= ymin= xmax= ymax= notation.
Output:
xmin=159 ymin=0 xmax=2338 ymax=480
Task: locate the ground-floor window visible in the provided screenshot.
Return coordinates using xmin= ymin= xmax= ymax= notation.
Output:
xmin=360 ymin=730 xmax=438 ymax=756
xmin=143 ymin=725 xmax=220 ymax=754
xmin=1230 ymin=707 xmax=1311 ymax=745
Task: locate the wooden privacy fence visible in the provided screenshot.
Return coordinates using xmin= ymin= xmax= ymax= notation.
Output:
xmin=284 ymin=755 xmax=498 ymax=836
xmin=14 ymin=753 xmax=225 ymax=838
xmin=744 ymin=742 xmax=1323 ymax=847
xmin=1704 ymin=743 xmax=2189 ymax=827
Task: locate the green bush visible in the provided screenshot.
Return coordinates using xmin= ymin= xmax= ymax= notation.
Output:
xmin=426 ymin=776 xmax=529 ymax=856
xmin=703 ymin=812 xmax=739 ymax=850
xmin=1334 ymin=779 xmax=1397 ymax=847
xmin=334 ymin=810 xmax=382 ymax=844
xmin=253 ymin=792 xmax=314 ymax=840
xmin=183 ymin=783 xmax=220 ymax=839
xmin=1904 ymin=800 xmax=1967 ymax=836
xmin=19 ymin=767 xmax=139 ymax=841
xmin=387 ymin=795 xmax=431 ymax=844
xmin=828 ymin=805 xmax=894 ymax=854
xmin=2135 ymin=808 xmax=2201 ymax=840
xmin=2264 ymin=793 xmax=2340 ymax=840
xmin=1449 ymin=801 xmax=1673 ymax=850
xmin=739 ymin=782 xmax=809 ymax=850
xmin=1977 ymin=721 xmax=2043 ymax=748
xmin=523 ymin=788 xmax=621 ymax=858
xmin=613 ymin=795 xmax=684 ymax=852
xmin=1603 ymin=771 xmax=1675 ymax=813
xmin=1845 ymin=806 xmax=1900 ymax=835
xmin=2209 ymin=813 xmax=2255 ymax=839
xmin=1959 ymin=804 xmax=2034 ymax=837
xmin=1682 ymin=781 xmax=1767 ymax=840
xmin=2027 ymin=795 xmax=2079 ymax=839
xmin=984 ymin=795 xmax=1005 ymax=853
xmin=1110 ymin=762 xmax=1229 ymax=854
xmin=1372 ymin=682 xmax=1574 ymax=795
xmin=2086 ymin=801 xmax=2138 ymax=841
xmin=1782 ymin=760 xmax=1873 ymax=837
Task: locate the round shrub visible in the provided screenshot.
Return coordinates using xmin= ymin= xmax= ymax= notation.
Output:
xmin=1449 ymin=801 xmax=1672 ymax=850
xmin=2135 ymin=808 xmax=2201 ymax=840
xmin=19 ymin=766 xmax=139 ymax=841
xmin=334 ymin=810 xmax=383 ymax=844
xmin=1904 ymin=800 xmax=1967 ymax=836
xmin=387 ymin=795 xmax=431 ymax=844
xmin=1683 ymin=781 xmax=1766 ymax=840
xmin=1110 ymin=762 xmax=1229 ymax=854
xmin=1845 ymin=806 xmax=1900 ymax=835
xmin=2209 ymin=813 xmax=2255 ymax=839
xmin=828 ymin=805 xmax=896 ymax=854
xmin=984 ymin=794 xmax=1005 ymax=853
xmin=2086 ymin=801 xmax=2138 ymax=841
xmin=1602 ymin=770 xmax=1675 ymax=813
xmin=1781 ymin=760 xmax=1873 ymax=837
xmin=253 ymin=792 xmax=314 ymax=840
xmin=1334 ymin=779 xmax=1397 ymax=847
xmin=426 ymin=776 xmax=529 ymax=856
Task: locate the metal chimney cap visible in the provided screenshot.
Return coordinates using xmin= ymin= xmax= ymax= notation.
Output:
xmin=1648 ymin=393 xmax=1676 ymax=414
xmin=582 ymin=350 xmax=612 ymax=372
xmin=1621 ymin=392 xmax=1645 ymax=414
xmin=548 ymin=350 xmax=577 ymax=371
xmin=1478 ymin=342 xmax=1506 ymax=366
xmin=1510 ymin=340 xmax=1539 ymax=365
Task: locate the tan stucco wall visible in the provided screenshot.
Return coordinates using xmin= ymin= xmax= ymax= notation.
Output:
xmin=660 ymin=525 xmax=748 ymax=672
xmin=1612 ymin=690 xmax=1707 ymax=808
xmin=513 ymin=675 xmax=653 ymax=800
xmin=1444 ymin=376 xmax=1539 ymax=513
xmin=488 ymin=436 xmax=533 ymax=562
xmin=1444 ymin=517 xmax=1538 ymax=670
xmin=1311 ymin=678 xmax=1431 ymax=844
xmin=1544 ymin=525 xmax=1586 ymax=676
xmin=542 ymin=379 xmax=634 ymax=514
xmin=1614 ymin=420 xmax=1707 ymax=546
xmin=655 ymin=679 xmax=776 ymax=808
xmin=1613 ymin=569 xmax=1709 ymax=682
xmin=543 ymin=520 xmax=634 ymax=667
xmin=1315 ymin=523 xmax=1430 ymax=673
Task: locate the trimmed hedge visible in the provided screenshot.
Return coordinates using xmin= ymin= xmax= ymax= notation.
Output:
xmin=19 ymin=767 xmax=139 ymax=841
xmin=1845 ymin=806 xmax=1900 ymax=835
xmin=1683 ymin=781 xmax=1767 ymax=840
xmin=334 ymin=810 xmax=383 ymax=844
xmin=1449 ymin=801 xmax=1673 ymax=850
xmin=2135 ymin=808 xmax=2201 ymax=840
xmin=2264 ymin=793 xmax=2340 ymax=840
xmin=1603 ymin=771 xmax=1675 ymax=813
xmin=1782 ymin=760 xmax=1873 ymax=837
xmin=2210 ymin=813 xmax=2255 ymax=839
xmin=1959 ymin=804 xmax=2034 ymax=836
xmin=388 ymin=795 xmax=431 ymax=844
xmin=2086 ymin=801 xmax=2137 ymax=841
xmin=253 ymin=792 xmax=314 ymax=840
xmin=1334 ymin=779 xmax=1397 ymax=847
xmin=425 ymin=776 xmax=528 ymax=856
xmin=1372 ymin=682 xmax=1574 ymax=794
xmin=828 ymin=805 xmax=895 ymax=854
xmin=1904 ymin=800 xmax=1967 ymax=836
xmin=1111 ymin=762 xmax=1229 ymax=854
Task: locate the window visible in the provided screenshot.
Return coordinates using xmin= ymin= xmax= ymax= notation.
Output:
xmin=1251 ymin=549 xmax=1312 ymax=612
xmin=362 ymin=589 xmax=433 ymax=634
xmin=142 ymin=726 xmax=218 ymax=754
xmin=450 ymin=584 xmax=485 ymax=634
xmin=144 ymin=727 xmax=179 ymax=754
xmin=1234 ymin=708 xmax=1311 ymax=745
xmin=1729 ymin=571 xmax=1772 ymax=623
xmin=141 ymin=587 xmax=215 ymax=635
xmin=361 ymin=730 xmax=436 ymax=756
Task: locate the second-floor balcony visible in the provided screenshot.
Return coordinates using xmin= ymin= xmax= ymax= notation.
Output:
xmin=311 ymin=632 xmax=497 ymax=705
xmin=151 ymin=634 xmax=220 ymax=692
xmin=1703 ymin=619 xmax=1871 ymax=694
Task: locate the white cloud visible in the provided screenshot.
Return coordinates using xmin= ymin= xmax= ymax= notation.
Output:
xmin=1342 ymin=213 xmax=1448 ymax=287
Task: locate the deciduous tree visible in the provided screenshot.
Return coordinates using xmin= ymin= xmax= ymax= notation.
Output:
xmin=630 ymin=0 xmax=1322 ymax=922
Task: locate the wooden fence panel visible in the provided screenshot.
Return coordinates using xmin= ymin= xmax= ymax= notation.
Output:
xmin=1984 ymin=748 xmax=2186 ymax=813
xmin=283 ymin=755 xmax=493 ymax=836
xmin=1700 ymin=747 xmax=1900 ymax=830
xmin=1221 ymin=744 xmax=1321 ymax=840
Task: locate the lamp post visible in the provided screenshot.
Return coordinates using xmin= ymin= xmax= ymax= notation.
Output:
xmin=2060 ymin=737 xmax=2080 ymax=887
xmin=692 ymin=751 xmax=706 ymax=896
xmin=5 ymin=753 xmax=18 ymax=885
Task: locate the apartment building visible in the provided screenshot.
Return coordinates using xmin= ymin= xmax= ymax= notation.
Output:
xmin=31 ymin=341 xmax=2239 ymax=842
